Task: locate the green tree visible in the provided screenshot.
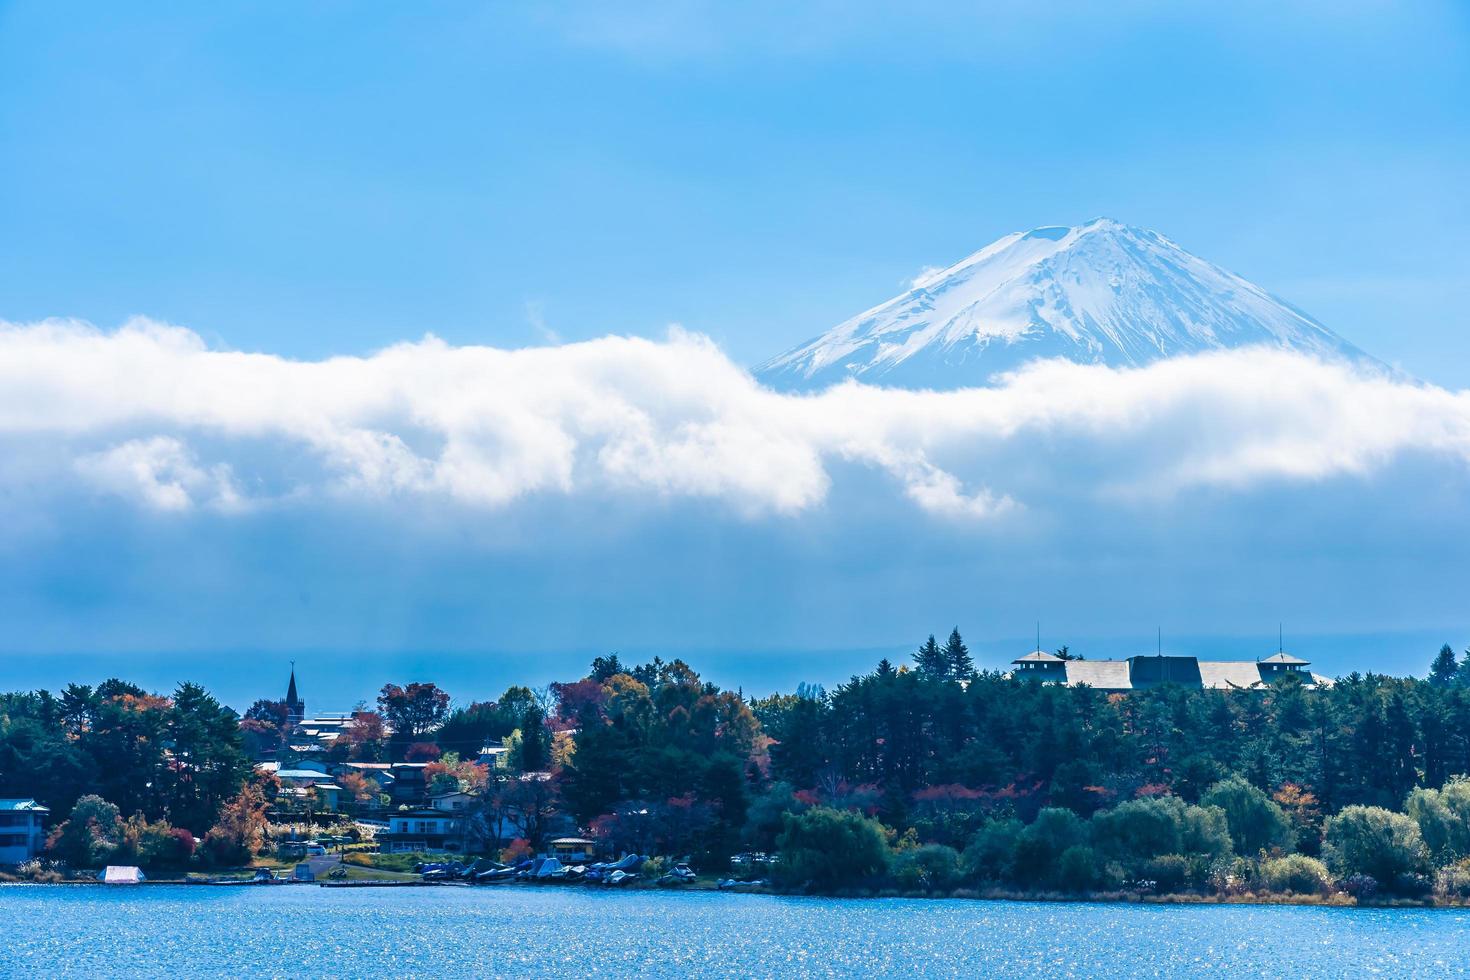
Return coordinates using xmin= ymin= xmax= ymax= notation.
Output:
xmin=774 ymin=806 xmax=891 ymax=891
xmin=1323 ymin=805 xmax=1427 ymax=887
xmin=164 ymin=682 xmax=251 ymax=834
xmin=1201 ymin=776 xmax=1294 ymax=855
xmin=1405 ymin=777 xmax=1470 ymax=865
xmin=914 ymin=634 xmax=947 ymax=679
xmin=943 ymin=628 xmax=975 ymax=680
xmin=45 ymin=794 xmax=121 ymax=867
xmin=1429 ymin=645 xmax=1461 ymax=687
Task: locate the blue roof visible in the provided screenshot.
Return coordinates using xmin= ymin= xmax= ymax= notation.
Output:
xmin=0 ymin=799 xmax=49 ymax=812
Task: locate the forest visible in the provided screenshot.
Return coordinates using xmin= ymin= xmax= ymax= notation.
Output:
xmin=7 ymin=634 xmax=1470 ymax=899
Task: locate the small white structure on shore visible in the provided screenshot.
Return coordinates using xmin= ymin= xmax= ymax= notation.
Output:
xmin=103 ymin=865 xmax=144 ymax=884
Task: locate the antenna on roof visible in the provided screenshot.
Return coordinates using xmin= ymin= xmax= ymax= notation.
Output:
xmin=1157 ymin=627 xmax=1162 ymax=657
xmin=1279 ymin=623 xmax=1283 ymax=654
xmin=1036 ymin=621 xmax=1041 ymax=653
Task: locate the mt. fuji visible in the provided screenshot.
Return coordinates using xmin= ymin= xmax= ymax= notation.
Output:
xmin=755 ymin=218 xmax=1371 ymax=390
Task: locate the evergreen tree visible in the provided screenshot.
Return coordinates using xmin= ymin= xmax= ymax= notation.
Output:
xmin=914 ymin=635 xmax=947 ymax=678
xmin=1457 ymin=648 xmax=1470 ymax=688
xmin=1430 ymin=645 xmax=1460 ymax=687
xmin=944 ymin=628 xmax=974 ymax=680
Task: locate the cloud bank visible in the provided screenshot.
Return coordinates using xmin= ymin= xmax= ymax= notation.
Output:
xmin=3 ymin=317 xmax=1469 ymax=523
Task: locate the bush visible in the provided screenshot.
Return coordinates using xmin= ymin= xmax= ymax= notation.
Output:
xmin=1340 ymin=873 xmax=1378 ymax=900
xmin=891 ymin=844 xmax=962 ymax=892
xmin=1141 ymin=853 xmax=1190 ymax=893
xmin=501 ymin=838 xmax=533 ymax=864
xmin=1259 ymin=854 xmax=1332 ymax=896
xmin=962 ymin=818 xmax=1022 ymax=883
xmin=1055 ymin=845 xmax=1103 ymax=892
xmin=1201 ymin=777 xmax=1293 ymax=855
xmin=1207 ymin=856 xmax=1254 ymax=896
xmin=1393 ymin=873 xmax=1433 ymax=898
xmin=1091 ymin=798 xmax=1183 ymax=868
xmin=342 ymin=852 xmax=375 ymax=868
xmin=1435 ymin=858 xmax=1470 ymax=899
xmin=46 ymin=795 xmax=121 ymax=868
xmin=1013 ymin=807 xmax=1088 ymax=888
xmin=1323 ymin=805 xmax=1427 ymax=890
xmin=1406 ymin=778 xmax=1470 ymax=865
xmin=774 ymin=807 xmax=892 ymax=892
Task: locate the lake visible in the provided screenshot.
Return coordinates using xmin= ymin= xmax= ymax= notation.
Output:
xmin=3 ymin=885 xmax=1468 ymax=977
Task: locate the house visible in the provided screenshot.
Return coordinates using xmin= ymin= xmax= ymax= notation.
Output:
xmin=387 ymin=764 xmax=430 ymax=806
xmin=478 ymin=745 xmax=510 ymax=769
xmin=1009 ymin=649 xmax=1331 ymax=692
xmin=430 ymin=791 xmax=475 ymax=814
xmin=549 ymin=837 xmax=595 ymax=862
xmin=274 ymin=763 xmax=343 ymax=811
xmin=383 ymin=808 xmax=465 ymax=853
xmin=0 ymin=799 xmax=49 ymax=865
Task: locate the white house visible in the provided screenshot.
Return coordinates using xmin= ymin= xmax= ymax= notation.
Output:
xmin=0 ymin=799 xmax=48 ymax=864
xmin=384 ymin=808 xmax=465 ymax=853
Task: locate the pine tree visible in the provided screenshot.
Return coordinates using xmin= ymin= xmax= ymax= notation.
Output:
xmin=1430 ymin=644 xmax=1460 ymax=687
xmin=875 ymin=658 xmax=895 ymax=679
xmin=914 ymin=635 xmax=946 ymax=678
xmin=1457 ymin=648 xmax=1470 ymax=688
xmin=944 ymin=627 xmax=974 ymax=680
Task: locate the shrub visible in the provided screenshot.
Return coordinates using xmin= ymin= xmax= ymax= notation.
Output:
xmin=891 ymin=844 xmax=962 ymax=892
xmin=1207 ymin=856 xmax=1254 ymax=896
xmin=342 ymin=852 xmax=375 ymax=868
xmin=962 ymin=818 xmax=1022 ymax=883
xmin=500 ymin=838 xmax=533 ymax=864
xmin=1013 ymin=807 xmax=1088 ymax=888
xmin=1393 ymin=873 xmax=1432 ymax=898
xmin=1340 ymin=873 xmax=1378 ymax=900
xmin=1055 ymin=845 xmax=1103 ymax=892
xmin=1406 ymin=778 xmax=1470 ymax=865
xmin=1091 ymin=798 xmax=1183 ymax=868
xmin=774 ymin=806 xmax=892 ymax=892
xmin=1259 ymin=854 xmax=1332 ymax=896
xmin=1323 ymin=806 xmax=1427 ymax=890
xmin=1435 ymin=858 xmax=1470 ymax=899
xmin=1201 ymin=777 xmax=1293 ymax=855
xmin=46 ymin=795 xmax=121 ymax=868
xmin=1141 ymin=854 xmax=1191 ymax=893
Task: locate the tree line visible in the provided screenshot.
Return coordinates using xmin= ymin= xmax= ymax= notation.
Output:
xmin=8 ymin=634 xmax=1470 ymax=898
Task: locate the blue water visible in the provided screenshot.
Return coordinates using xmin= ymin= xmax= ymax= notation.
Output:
xmin=3 ymin=885 xmax=1468 ymax=977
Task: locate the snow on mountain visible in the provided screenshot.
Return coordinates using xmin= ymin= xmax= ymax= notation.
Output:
xmin=755 ymin=218 xmax=1371 ymax=390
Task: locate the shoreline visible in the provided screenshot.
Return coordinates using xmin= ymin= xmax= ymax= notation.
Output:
xmin=6 ymin=876 xmax=1467 ymax=910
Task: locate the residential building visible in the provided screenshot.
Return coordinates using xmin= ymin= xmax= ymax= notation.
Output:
xmin=383 ymin=808 xmax=466 ymax=853
xmin=1009 ymin=649 xmax=1331 ymax=692
xmin=0 ymin=799 xmax=48 ymax=864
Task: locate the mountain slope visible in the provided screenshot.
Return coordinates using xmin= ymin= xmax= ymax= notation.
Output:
xmin=755 ymin=218 xmax=1369 ymax=390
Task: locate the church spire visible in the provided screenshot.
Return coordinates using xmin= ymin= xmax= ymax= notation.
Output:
xmin=285 ymin=662 xmax=304 ymax=723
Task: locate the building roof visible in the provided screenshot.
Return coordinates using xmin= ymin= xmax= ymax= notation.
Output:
xmin=1013 ymin=650 xmax=1064 ymax=664
xmin=0 ymin=799 xmax=48 ymax=813
xmin=277 ymin=768 xmax=334 ymax=780
xmin=1260 ymin=652 xmax=1310 ymax=665
xmin=1198 ymin=661 xmax=1269 ymax=690
xmin=1062 ymin=660 xmax=1133 ymax=690
xmin=551 ymin=837 xmax=595 ymax=846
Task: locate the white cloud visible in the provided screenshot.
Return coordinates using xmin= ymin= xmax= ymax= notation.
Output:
xmin=73 ymin=436 xmax=244 ymax=513
xmin=3 ymin=317 xmax=1470 ymax=522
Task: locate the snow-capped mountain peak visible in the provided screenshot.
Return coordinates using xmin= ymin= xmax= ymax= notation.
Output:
xmin=755 ymin=219 xmax=1369 ymax=390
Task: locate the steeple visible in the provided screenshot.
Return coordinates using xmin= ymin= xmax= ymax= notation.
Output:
xmin=285 ymin=662 xmax=304 ymax=724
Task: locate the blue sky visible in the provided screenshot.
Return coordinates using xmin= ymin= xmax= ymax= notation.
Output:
xmin=2 ymin=3 xmax=1470 ymax=708
xmin=2 ymin=2 xmax=1467 ymax=377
